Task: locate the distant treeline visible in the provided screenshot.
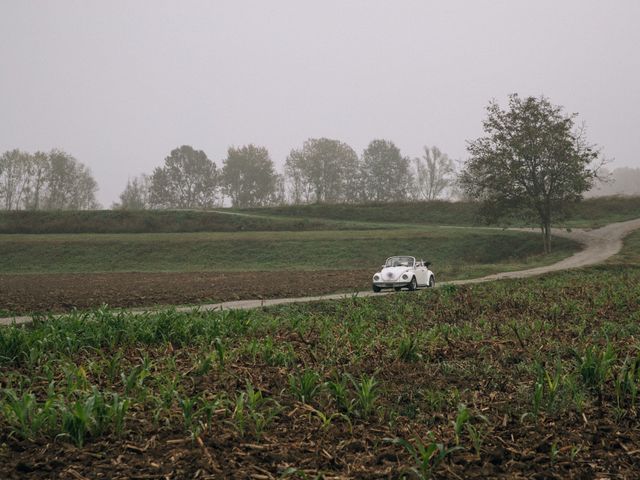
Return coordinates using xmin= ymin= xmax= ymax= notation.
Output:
xmin=113 ymin=140 xmax=458 ymax=210
xmin=2 ymin=140 xmax=636 ymax=212
xmin=0 ymin=149 xmax=98 ymax=211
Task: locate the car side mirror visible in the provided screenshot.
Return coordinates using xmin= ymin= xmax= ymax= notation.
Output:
xmin=426 ymin=261 xmax=432 ymax=268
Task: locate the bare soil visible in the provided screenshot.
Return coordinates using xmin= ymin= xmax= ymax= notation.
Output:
xmin=0 ymin=270 xmax=370 ymax=315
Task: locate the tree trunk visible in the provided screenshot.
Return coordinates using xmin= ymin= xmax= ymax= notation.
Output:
xmin=541 ymin=222 xmax=552 ymax=254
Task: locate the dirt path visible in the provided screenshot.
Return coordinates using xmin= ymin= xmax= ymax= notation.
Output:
xmin=3 ymin=218 xmax=639 ymax=326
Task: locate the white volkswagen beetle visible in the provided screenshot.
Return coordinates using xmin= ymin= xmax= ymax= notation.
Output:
xmin=372 ymin=256 xmax=435 ymax=292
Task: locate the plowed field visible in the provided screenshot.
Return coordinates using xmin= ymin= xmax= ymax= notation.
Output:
xmin=0 ymin=270 xmax=369 ymax=315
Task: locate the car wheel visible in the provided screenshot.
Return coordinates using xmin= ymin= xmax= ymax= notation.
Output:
xmin=428 ymin=276 xmax=435 ymax=288
xmin=408 ymin=277 xmax=417 ymax=291
xmin=372 ymin=284 xmax=381 ymax=293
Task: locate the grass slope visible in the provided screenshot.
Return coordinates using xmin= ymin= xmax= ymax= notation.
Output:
xmin=243 ymin=200 xmax=479 ymax=226
xmin=1 ymin=196 xmax=637 ymax=234
xmin=0 ymin=228 xmax=579 ymax=279
xmin=0 ymin=209 xmax=374 ymax=234
xmin=246 ymin=196 xmax=640 ymax=229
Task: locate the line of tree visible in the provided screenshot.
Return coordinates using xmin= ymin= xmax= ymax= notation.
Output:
xmin=114 ymin=140 xmax=457 ymax=209
xmin=0 ymin=149 xmax=99 ymax=210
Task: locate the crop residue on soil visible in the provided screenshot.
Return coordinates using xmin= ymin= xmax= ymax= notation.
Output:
xmin=0 ymin=270 xmax=370 ymax=315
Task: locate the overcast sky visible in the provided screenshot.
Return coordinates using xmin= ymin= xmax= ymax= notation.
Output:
xmin=1 ymin=0 xmax=639 ymax=206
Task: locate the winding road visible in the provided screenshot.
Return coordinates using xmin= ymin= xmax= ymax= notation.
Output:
xmin=2 ymin=218 xmax=640 ymax=326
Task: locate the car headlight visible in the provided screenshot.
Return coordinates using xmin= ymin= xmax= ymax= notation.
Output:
xmin=402 ymin=274 xmax=409 ymax=280
xmin=373 ymin=275 xmax=380 ymax=281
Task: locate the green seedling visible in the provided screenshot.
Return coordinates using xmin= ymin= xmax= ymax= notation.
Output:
xmin=398 ymin=335 xmax=422 ymax=362
xmin=573 ymin=343 xmax=616 ymax=394
xmin=121 ymin=363 xmax=150 ymax=396
xmin=386 ymin=433 xmax=462 ymax=480
xmin=213 ymin=337 xmax=225 ymax=368
xmin=177 ymin=395 xmax=199 ymax=437
xmin=350 ymin=373 xmax=379 ymax=418
xmin=289 ymin=369 xmax=322 ymax=404
xmin=614 ymin=355 xmax=639 ymax=408
xmin=532 ymin=381 xmax=544 ymax=415
xmin=466 ymin=423 xmax=485 ymax=457
xmin=326 ymin=376 xmax=354 ymax=414
xmin=3 ymin=389 xmax=57 ymax=440
xmin=60 ymin=395 xmax=98 ymax=447
xmin=452 ymin=404 xmax=471 ymax=445
xmin=306 ymin=406 xmax=351 ymax=433
xmin=194 ymin=352 xmax=215 ymax=376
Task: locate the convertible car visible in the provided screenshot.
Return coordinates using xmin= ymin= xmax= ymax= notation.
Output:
xmin=372 ymin=256 xmax=435 ymax=292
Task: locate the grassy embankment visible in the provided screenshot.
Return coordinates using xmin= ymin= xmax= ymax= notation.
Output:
xmin=0 ymin=228 xmax=578 ymax=280
xmin=1 ymin=225 xmax=639 ymax=477
xmin=1 ymin=196 xmax=638 ymax=234
xmin=244 ymin=195 xmax=640 ymax=229
xmin=0 ymin=209 xmax=379 ymax=234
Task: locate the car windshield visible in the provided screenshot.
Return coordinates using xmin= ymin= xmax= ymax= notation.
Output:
xmin=385 ymin=256 xmax=415 ymax=268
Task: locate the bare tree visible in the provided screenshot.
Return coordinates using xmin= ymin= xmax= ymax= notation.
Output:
xmin=0 ymin=149 xmax=99 ymax=210
xmin=413 ymin=146 xmax=456 ymax=200
xmin=23 ymin=151 xmax=50 ymax=210
xmin=113 ymin=174 xmax=151 ymax=209
xmin=0 ymin=149 xmax=31 ymax=210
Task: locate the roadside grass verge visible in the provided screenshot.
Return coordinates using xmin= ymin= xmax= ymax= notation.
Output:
xmin=1 ymin=264 xmax=639 ymax=477
xmin=608 ymin=228 xmax=640 ymax=265
xmin=0 ymin=228 xmax=579 ymax=277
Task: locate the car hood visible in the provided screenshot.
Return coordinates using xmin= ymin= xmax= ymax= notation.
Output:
xmin=378 ymin=266 xmax=411 ymax=280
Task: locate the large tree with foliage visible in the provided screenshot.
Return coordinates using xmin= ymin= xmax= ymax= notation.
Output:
xmin=222 ymin=144 xmax=277 ymax=208
xmin=285 ymin=138 xmax=360 ymax=204
xmin=360 ymin=139 xmax=411 ymax=202
xmin=459 ymin=94 xmax=601 ymax=252
xmin=149 ymin=145 xmax=218 ymax=209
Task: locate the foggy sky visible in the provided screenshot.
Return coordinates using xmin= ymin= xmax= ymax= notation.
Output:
xmin=1 ymin=0 xmax=639 ymax=207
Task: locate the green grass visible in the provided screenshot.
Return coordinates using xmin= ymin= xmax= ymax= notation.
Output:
xmin=245 ymin=196 xmax=640 ymax=229
xmin=562 ymin=196 xmax=640 ymax=228
xmin=2 ymin=196 xmax=637 ymax=234
xmin=0 ymin=209 xmax=377 ymax=234
xmin=242 ymin=200 xmax=480 ymax=226
xmin=608 ymin=228 xmax=640 ymax=265
xmin=0 ymin=228 xmax=579 ymax=279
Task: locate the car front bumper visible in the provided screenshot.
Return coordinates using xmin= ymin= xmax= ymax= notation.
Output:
xmin=373 ymin=281 xmax=411 ymax=289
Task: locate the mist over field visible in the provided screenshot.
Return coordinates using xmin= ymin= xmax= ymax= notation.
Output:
xmin=1 ymin=0 xmax=639 ymax=206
